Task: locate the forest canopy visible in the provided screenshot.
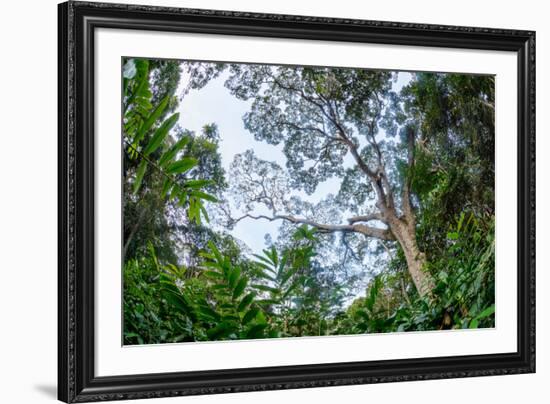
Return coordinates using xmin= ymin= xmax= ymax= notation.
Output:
xmin=122 ymin=58 xmax=495 ymax=344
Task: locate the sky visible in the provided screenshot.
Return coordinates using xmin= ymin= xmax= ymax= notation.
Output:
xmin=177 ymin=70 xmax=284 ymax=253
xmin=175 ymin=65 xmax=411 ymax=300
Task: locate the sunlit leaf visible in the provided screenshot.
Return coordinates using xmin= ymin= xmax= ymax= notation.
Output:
xmin=134 ymin=96 xmax=170 ymax=144
xmin=142 ymin=113 xmax=179 ymax=156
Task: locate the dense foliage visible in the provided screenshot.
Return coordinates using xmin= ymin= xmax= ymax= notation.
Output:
xmin=122 ymin=58 xmax=495 ymax=344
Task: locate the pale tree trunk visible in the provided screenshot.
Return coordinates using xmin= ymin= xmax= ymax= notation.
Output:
xmin=335 ymin=122 xmax=436 ymax=297
xmin=375 ymin=127 xmax=435 ymax=298
xmin=388 ymin=218 xmax=434 ymax=297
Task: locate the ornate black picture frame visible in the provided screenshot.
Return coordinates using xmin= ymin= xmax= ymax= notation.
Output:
xmin=58 ymin=1 xmax=535 ymax=402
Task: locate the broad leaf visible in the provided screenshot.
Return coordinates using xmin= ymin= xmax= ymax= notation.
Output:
xmin=133 ymin=95 xmax=169 ymax=144
xmin=132 ymin=160 xmax=147 ymax=194
xmin=158 ymin=136 xmax=190 ymax=167
xmin=242 ymin=308 xmax=259 ymax=325
xmin=232 ymin=277 xmax=248 ymax=300
xmin=237 ymin=293 xmax=256 ymax=312
xmin=166 ymin=158 xmax=198 ymax=174
xmin=142 ymin=113 xmax=179 ymax=156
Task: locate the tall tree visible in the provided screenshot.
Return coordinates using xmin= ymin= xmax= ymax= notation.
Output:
xmin=207 ymin=64 xmax=437 ymax=296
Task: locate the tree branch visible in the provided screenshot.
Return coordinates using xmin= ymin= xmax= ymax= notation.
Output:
xmin=364 ymin=94 xmax=395 ymax=210
xmin=269 ymin=72 xmax=393 ymax=215
xmin=231 ymin=213 xmax=395 ymax=241
xmin=323 ymin=100 xmax=392 ymax=211
xmin=347 ymin=212 xmax=385 ymax=224
xmin=341 ymin=232 xmax=361 ymax=262
xmin=270 ymin=73 xmax=377 ymax=180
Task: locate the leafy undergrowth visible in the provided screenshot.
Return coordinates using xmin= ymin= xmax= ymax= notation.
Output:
xmin=124 ymin=215 xmax=494 ymax=344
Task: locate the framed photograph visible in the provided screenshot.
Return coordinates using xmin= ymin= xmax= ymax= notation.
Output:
xmin=58 ymin=1 xmax=535 ymax=402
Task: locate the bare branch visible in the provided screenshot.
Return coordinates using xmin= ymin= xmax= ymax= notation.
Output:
xmin=322 ymin=98 xmax=392 ymax=211
xmin=352 ymin=224 xmax=395 ymax=240
xmin=231 ymin=213 xmax=395 ymax=241
xmin=347 ymin=212 xmax=385 ymax=224
xmin=365 ymin=93 xmax=395 ymax=209
xmin=341 ymin=233 xmax=360 ymax=260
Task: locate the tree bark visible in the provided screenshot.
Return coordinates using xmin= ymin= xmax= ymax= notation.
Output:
xmin=386 ymin=216 xmax=435 ymax=298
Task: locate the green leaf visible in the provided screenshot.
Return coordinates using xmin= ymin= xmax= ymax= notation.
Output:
xmin=268 ymin=246 xmax=278 ymax=266
xmin=158 ymin=136 xmax=190 ymax=167
xmin=280 ymin=265 xmax=298 ymax=287
xmin=254 ymin=261 xmax=277 ymax=274
xmin=188 ymin=197 xmax=200 ymax=224
xmin=133 ymin=98 xmax=153 ymax=113
xmin=142 ymin=113 xmax=179 ymax=156
xmin=257 ymin=310 xmax=267 ymax=325
xmin=132 ymin=160 xmax=147 ymax=194
xmin=233 ymin=277 xmax=248 ymax=300
xmin=160 ymin=178 xmax=172 ymax=198
xmin=166 ymin=158 xmax=198 ymax=174
xmin=255 ymin=299 xmax=279 ymax=306
xmin=282 ymin=279 xmax=301 ymax=300
xmin=456 ymin=212 xmax=466 ymax=232
xmin=242 ymin=308 xmax=259 ymax=325
xmin=251 ymin=284 xmax=279 ymax=294
xmin=477 ymin=304 xmax=496 ymax=319
xmin=254 ymin=271 xmax=276 ymax=282
xmin=228 ymin=266 xmax=241 ymax=288
xmin=202 ymin=261 xmax=222 ymax=269
xmin=190 ymin=191 xmax=218 ymax=202
xmin=469 ymin=304 xmax=495 ymax=329
xmin=221 ymin=314 xmax=241 ymax=322
xmin=365 ymin=276 xmax=382 ymax=312
xmin=162 ymin=290 xmax=192 ymax=317
xmin=133 ymin=59 xmax=149 ymax=81
xmin=252 ymin=254 xmax=277 ymax=271
xmin=277 ymin=253 xmax=289 ymax=279
xmin=197 ymin=305 xmax=221 ymax=322
xmin=159 ymin=276 xmax=179 ymax=292
xmin=164 ymin=263 xmax=185 ymax=278
xmin=207 ymin=241 xmax=223 ymax=264
xmin=203 ymin=270 xmax=224 ymax=280
xmin=199 ymin=204 xmax=210 ymax=223
xmin=124 ymin=60 xmax=149 ymax=108
xmin=206 ymin=322 xmax=235 ymax=340
xmin=237 ymin=293 xmax=256 ymax=312
xmin=134 ymin=96 xmax=169 ymax=144
xmin=447 ymin=232 xmax=459 ymax=240
xmin=246 ymin=323 xmax=268 ymax=339
xmin=183 ymin=179 xmax=213 ymax=189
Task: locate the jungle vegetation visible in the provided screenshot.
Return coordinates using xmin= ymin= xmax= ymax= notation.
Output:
xmin=122 ymin=58 xmax=495 ymax=344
